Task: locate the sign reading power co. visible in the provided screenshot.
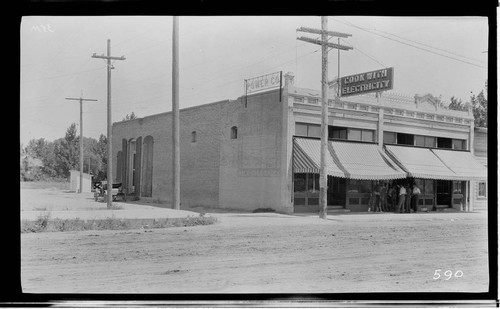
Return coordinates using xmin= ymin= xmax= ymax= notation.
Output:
xmin=340 ymin=67 xmax=394 ymax=97
xmin=245 ymin=71 xmax=282 ymax=94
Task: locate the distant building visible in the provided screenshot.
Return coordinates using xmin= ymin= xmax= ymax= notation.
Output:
xmin=69 ymin=170 xmax=92 ymax=193
xmin=112 ymin=72 xmax=487 ymax=213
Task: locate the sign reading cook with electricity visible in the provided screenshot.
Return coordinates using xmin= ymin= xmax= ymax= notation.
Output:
xmin=340 ymin=67 xmax=394 ymax=97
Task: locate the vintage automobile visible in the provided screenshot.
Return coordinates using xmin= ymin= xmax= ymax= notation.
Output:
xmin=93 ymin=181 xmax=127 ymax=202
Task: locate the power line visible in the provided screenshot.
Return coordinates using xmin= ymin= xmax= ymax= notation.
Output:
xmin=339 ymin=38 xmax=387 ymax=68
xmin=332 ymin=18 xmax=487 ymax=70
xmin=372 ymin=28 xmax=486 ymax=64
xmin=21 ymin=65 xmax=106 ymax=83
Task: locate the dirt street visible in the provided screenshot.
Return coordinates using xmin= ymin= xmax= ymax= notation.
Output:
xmin=22 ymin=206 xmax=489 ymax=293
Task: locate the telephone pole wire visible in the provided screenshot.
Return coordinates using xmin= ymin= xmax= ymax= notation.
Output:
xmin=92 ymin=39 xmax=126 ymax=208
xmin=172 ymin=16 xmax=181 ymax=210
xmin=66 ymin=95 xmax=98 ymax=194
xmin=297 ymin=17 xmax=352 ymax=219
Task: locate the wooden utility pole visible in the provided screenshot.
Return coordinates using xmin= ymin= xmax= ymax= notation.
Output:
xmin=172 ymin=16 xmax=180 ymax=210
xmin=66 ymin=96 xmax=98 ymax=194
xmin=92 ymin=40 xmax=126 ymax=208
xmin=297 ymin=18 xmax=352 ymax=219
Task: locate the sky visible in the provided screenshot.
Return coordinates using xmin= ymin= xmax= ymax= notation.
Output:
xmin=20 ymin=16 xmax=489 ymax=145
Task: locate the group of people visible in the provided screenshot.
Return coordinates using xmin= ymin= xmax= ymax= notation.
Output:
xmin=369 ymin=181 xmax=421 ymax=213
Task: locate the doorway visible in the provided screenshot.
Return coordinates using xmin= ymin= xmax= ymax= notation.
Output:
xmin=436 ymin=180 xmax=452 ymax=207
xmin=327 ymin=176 xmax=346 ymax=207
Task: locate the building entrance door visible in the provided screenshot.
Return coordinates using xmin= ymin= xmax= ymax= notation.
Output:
xmin=436 ymin=180 xmax=452 ymax=208
xmin=327 ymin=176 xmax=346 ymax=207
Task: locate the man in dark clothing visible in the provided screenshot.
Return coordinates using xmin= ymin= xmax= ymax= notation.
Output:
xmin=373 ymin=182 xmax=382 ymax=212
xmin=411 ymin=184 xmax=421 ymax=212
xmin=387 ymin=184 xmax=396 ymax=212
xmin=405 ymin=185 xmax=412 ymax=213
xmin=380 ymin=183 xmax=388 ymax=212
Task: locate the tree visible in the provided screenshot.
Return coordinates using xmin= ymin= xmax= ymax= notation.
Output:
xmin=471 ymin=81 xmax=488 ymax=128
xmin=53 ymin=123 xmax=80 ymax=178
xmin=448 ymin=96 xmax=467 ymax=111
xmin=94 ymin=134 xmax=108 ymax=181
xmin=123 ymin=112 xmax=137 ymax=121
xmin=21 ymin=124 xmax=109 ymax=182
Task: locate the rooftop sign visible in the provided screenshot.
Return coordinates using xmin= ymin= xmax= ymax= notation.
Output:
xmin=245 ymin=71 xmax=282 ymax=95
xmin=340 ymin=67 xmax=394 ymax=97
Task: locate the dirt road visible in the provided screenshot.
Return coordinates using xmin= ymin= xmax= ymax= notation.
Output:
xmin=22 ymin=210 xmax=489 ymax=293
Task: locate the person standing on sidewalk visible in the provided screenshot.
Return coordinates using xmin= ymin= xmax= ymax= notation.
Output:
xmin=411 ymin=183 xmax=421 ymax=213
xmin=405 ymin=184 xmax=412 ymax=213
xmin=397 ymin=184 xmax=406 ymax=213
xmin=373 ymin=182 xmax=382 ymax=212
xmin=380 ymin=182 xmax=388 ymax=212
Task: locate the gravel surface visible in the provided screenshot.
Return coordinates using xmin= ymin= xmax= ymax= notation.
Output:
xmin=21 ymin=187 xmax=489 ymax=293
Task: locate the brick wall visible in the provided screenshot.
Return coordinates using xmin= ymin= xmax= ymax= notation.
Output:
xmin=112 ymin=101 xmax=227 ymax=208
xmin=219 ymin=90 xmax=292 ymax=213
xmin=112 ymin=89 xmax=292 ymax=212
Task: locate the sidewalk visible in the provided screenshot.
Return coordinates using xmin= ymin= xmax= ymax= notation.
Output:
xmin=20 ymin=190 xmax=199 ymax=221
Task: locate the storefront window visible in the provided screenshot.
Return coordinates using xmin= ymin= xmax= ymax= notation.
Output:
xmin=424 ymin=179 xmax=434 ymax=194
xmin=361 ymin=130 xmax=374 ymax=142
xmin=415 ymin=135 xmax=425 ymax=147
xmin=383 ymin=131 xmax=397 ymax=144
xmin=295 ymin=123 xmax=308 ymax=137
xmin=425 ymin=136 xmax=436 ymax=148
xmin=307 ymin=173 xmax=320 ymax=192
xmin=397 ymin=133 xmax=414 ymax=145
xmin=437 ymin=137 xmax=452 ymax=149
xmin=348 ymin=129 xmax=361 ymax=141
xmin=308 ymin=125 xmax=321 ymax=138
xmin=294 ymin=173 xmax=306 ymax=192
xmin=478 ymin=182 xmax=487 ymax=197
xmin=359 ymin=180 xmax=372 ymax=193
xmin=452 ymin=139 xmax=466 ymax=150
xmin=347 ymin=179 xmax=359 ymax=193
xmin=453 ymin=181 xmax=463 ymax=194
xmin=329 ymin=126 xmax=348 ymax=140
xmin=347 ymin=179 xmax=372 ymax=193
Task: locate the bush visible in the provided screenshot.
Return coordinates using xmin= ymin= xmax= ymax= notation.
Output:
xmin=21 ymin=213 xmax=218 ymax=233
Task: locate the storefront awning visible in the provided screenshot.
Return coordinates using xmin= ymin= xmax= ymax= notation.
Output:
xmin=385 ymin=145 xmax=461 ymax=180
xmin=293 ymin=138 xmax=406 ymax=180
xmin=430 ymin=149 xmax=488 ymax=181
xmin=293 ymin=138 xmax=345 ymax=177
xmin=331 ymin=140 xmax=406 ymax=180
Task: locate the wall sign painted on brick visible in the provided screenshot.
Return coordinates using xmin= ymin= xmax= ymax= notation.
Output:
xmin=245 ymin=71 xmax=282 ymax=95
xmin=340 ymin=67 xmax=394 ymax=97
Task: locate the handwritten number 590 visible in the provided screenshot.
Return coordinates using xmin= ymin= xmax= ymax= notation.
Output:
xmin=433 ymin=269 xmax=463 ymax=280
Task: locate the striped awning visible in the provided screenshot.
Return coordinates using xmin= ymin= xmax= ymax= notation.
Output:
xmin=385 ymin=145 xmax=461 ymax=180
xmin=293 ymin=138 xmax=406 ymax=180
xmin=430 ymin=149 xmax=488 ymax=181
xmin=331 ymin=140 xmax=406 ymax=180
xmin=293 ymin=138 xmax=345 ymax=177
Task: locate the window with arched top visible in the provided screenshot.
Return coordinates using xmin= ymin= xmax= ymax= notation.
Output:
xmin=191 ymin=131 xmax=197 ymax=143
xmin=231 ymin=126 xmax=238 ymax=139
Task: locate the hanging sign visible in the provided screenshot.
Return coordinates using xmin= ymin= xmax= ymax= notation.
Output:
xmin=245 ymin=71 xmax=282 ymax=95
xmin=340 ymin=67 xmax=394 ymax=97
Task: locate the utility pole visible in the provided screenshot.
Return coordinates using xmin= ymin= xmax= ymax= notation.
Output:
xmin=92 ymin=40 xmax=126 ymax=208
xmin=172 ymin=16 xmax=180 ymax=210
xmin=66 ymin=96 xmax=98 ymax=194
xmin=297 ymin=18 xmax=352 ymax=219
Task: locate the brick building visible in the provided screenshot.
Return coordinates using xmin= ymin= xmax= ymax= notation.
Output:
xmin=112 ymin=72 xmax=487 ymax=213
